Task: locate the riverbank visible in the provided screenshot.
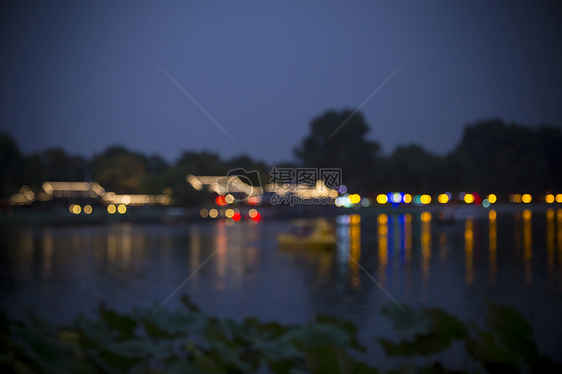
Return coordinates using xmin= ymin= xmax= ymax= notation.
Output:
xmin=1 ymin=203 xmax=558 ymax=226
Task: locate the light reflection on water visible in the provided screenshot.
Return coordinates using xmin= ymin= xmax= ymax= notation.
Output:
xmin=1 ymin=209 xmax=562 ymax=359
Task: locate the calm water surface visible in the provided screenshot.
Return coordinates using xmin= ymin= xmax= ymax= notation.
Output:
xmin=1 ymin=208 xmax=562 ymax=361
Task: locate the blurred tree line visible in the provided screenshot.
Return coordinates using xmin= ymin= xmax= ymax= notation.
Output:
xmin=0 ymin=134 xmax=269 ymax=206
xmin=1 ymin=110 xmax=561 ymax=205
xmin=295 ymin=110 xmax=562 ymax=195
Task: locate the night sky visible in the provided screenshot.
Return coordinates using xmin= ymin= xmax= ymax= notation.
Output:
xmin=1 ymin=1 xmax=561 ymax=164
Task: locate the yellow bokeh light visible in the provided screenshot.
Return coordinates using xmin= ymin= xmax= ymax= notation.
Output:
xmin=488 ymin=194 xmax=497 ymax=204
xmin=69 ymin=204 xmax=81 ymax=214
xmin=84 ymin=205 xmax=92 ymax=214
xmin=464 ymin=194 xmax=475 ymax=204
xmin=522 ymin=209 xmax=532 ymax=220
xmin=117 ymin=204 xmax=127 ymax=214
xmin=249 ymin=208 xmax=257 ymax=218
xmin=225 ymin=209 xmax=234 ymax=218
xmin=329 ymin=190 xmax=338 ymax=199
xmin=107 ymin=204 xmax=116 ymax=214
xmin=421 ymin=212 xmax=431 ymax=222
xmin=376 ymin=194 xmax=388 ymax=204
xmin=522 ymin=194 xmax=532 ymax=203
xmin=225 ymin=194 xmax=235 ymax=204
xmin=350 ymin=214 xmax=361 ymax=225
xmin=349 ymin=194 xmax=361 ymax=204
xmin=555 ymin=194 xmax=562 ymax=203
xmin=403 ymin=194 xmax=412 ymax=204
xmin=489 ymin=210 xmax=497 ymax=220
xmin=545 ymin=194 xmax=554 ymax=203
xmin=378 ymin=213 xmax=388 ymax=224
xmin=209 ymin=209 xmax=218 ymax=218
xmin=438 ymin=194 xmax=449 ymax=204
xmin=420 ymin=195 xmax=431 ymax=205
xmin=200 ymin=209 xmax=209 ymax=218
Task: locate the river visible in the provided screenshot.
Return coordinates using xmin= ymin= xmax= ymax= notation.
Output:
xmin=1 ymin=207 xmax=561 ymax=364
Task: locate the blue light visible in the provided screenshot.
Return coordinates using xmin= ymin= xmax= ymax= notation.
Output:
xmin=336 ymin=215 xmax=350 ymax=224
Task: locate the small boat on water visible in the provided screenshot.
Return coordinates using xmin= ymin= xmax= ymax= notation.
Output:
xmin=277 ymin=218 xmax=336 ymax=250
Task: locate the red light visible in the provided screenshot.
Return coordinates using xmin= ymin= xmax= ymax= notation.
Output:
xmin=232 ymin=212 xmax=241 ymax=221
xmin=473 ymin=192 xmax=482 ymax=205
xmin=215 ymin=196 xmax=227 ymax=206
xmin=247 ymin=196 xmax=260 ymax=205
xmin=252 ymin=212 xmax=261 ymax=222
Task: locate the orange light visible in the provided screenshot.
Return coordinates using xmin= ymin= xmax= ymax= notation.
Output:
xmin=376 ymin=194 xmax=388 ymax=204
xmin=420 ymin=195 xmax=431 ymax=205
xmin=522 ymin=194 xmax=532 ymax=204
xmin=438 ymin=194 xmax=449 ymax=204
xmin=464 ymin=194 xmax=475 ymax=204
xmin=545 ymin=194 xmax=554 ymax=203
xmin=349 ymin=194 xmax=361 ymax=204
xmin=403 ymin=194 xmax=412 ymax=204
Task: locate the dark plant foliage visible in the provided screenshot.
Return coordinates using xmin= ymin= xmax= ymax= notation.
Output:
xmin=1 ymin=297 xmax=560 ymax=373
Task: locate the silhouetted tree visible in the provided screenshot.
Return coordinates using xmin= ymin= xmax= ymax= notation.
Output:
xmin=384 ymin=144 xmax=447 ymax=193
xmin=0 ymin=133 xmax=23 ymax=197
xmin=40 ymin=148 xmax=87 ymax=182
xmin=450 ymin=119 xmax=562 ymax=193
xmin=295 ymin=109 xmax=381 ymax=193
xmin=22 ymin=153 xmax=46 ymax=188
xmin=226 ymin=154 xmax=269 ymax=186
xmin=166 ymin=151 xmax=227 ymax=206
xmin=141 ymin=154 xmax=170 ymax=195
xmin=92 ymin=146 xmax=147 ymax=194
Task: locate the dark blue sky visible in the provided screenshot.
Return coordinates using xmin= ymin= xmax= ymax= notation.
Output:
xmin=2 ymin=1 xmax=561 ymax=164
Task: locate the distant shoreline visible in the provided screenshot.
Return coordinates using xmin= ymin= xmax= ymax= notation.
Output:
xmin=1 ymin=203 xmax=558 ymax=227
